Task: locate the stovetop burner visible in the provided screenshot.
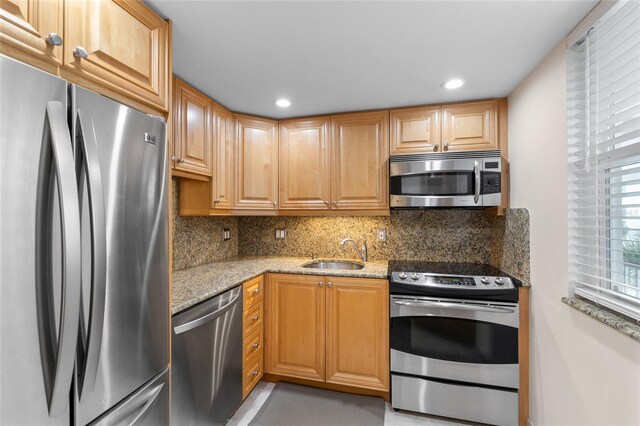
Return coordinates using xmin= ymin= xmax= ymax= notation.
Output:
xmin=388 ymin=260 xmax=521 ymax=302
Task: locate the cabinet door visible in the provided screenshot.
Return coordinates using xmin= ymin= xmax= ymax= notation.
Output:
xmin=279 ymin=117 xmax=330 ymax=210
xmin=390 ymin=106 xmax=441 ymax=155
xmin=234 ymin=115 xmax=278 ymax=210
xmin=442 ymin=101 xmax=498 ymax=152
xmin=266 ymin=274 xmax=325 ymax=382
xmin=62 ymin=0 xmax=169 ymax=112
xmin=0 ymin=0 xmax=63 ymax=73
xmin=172 ymin=78 xmax=212 ymax=176
xmin=326 ymin=277 xmax=389 ymax=391
xmin=330 ymin=111 xmax=389 ymax=210
xmin=211 ymin=103 xmax=234 ymax=210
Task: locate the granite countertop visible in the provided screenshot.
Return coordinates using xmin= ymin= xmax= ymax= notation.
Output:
xmin=172 ymin=256 xmax=389 ymax=315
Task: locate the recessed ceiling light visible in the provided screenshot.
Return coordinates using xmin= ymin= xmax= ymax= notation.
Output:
xmin=276 ymin=99 xmax=291 ymax=108
xmin=442 ymin=79 xmax=465 ymax=90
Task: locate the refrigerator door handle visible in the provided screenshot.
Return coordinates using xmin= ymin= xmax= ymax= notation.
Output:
xmin=76 ymin=110 xmax=107 ymax=400
xmin=35 ymin=101 xmax=82 ymax=417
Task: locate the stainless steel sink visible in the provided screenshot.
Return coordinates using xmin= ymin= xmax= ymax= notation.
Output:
xmin=302 ymin=260 xmax=365 ymax=270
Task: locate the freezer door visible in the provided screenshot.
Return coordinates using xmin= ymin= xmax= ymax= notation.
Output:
xmin=71 ymin=85 xmax=169 ymax=425
xmin=89 ymin=369 xmax=169 ymax=426
xmin=1 ymin=55 xmax=79 ymax=425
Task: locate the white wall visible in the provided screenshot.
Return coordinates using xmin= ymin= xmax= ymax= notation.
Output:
xmin=508 ymin=42 xmax=640 ymax=425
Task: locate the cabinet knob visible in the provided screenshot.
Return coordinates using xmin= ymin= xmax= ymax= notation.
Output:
xmin=214 ymin=198 xmax=220 ymax=204
xmin=252 ymin=343 xmax=259 ymax=349
xmin=444 ymin=143 xmax=450 ymax=151
xmin=327 ymin=281 xmax=332 ymax=288
xmin=318 ymin=282 xmax=323 ymax=287
xmin=272 ymin=201 xmax=277 ymax=207
xmin=45 ymin=33 xmax=63 ymax=46
xmin=178 ymin=157 xmax=185 ymax=163
xmin=331 ymin=201 xmax=337 ymax=206
xmin=171 ymin=155 xmax=177 ymax=162
xmin=252 ymin=288 xmax=259 ymax=294
xmin=433 ymin=144 xmax=440 ymax=152
xmin=73 ymin=46 xmax=88 ymax=59
xmin=252 ymin=315 xmax=259 ymax=321
xmin=252 ymin=370 xmax=259 ymax=377
xmin=323 ymin=201 xmax=329 ymax=206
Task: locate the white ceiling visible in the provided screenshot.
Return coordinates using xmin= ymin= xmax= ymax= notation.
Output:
xmin=146 ymin=0 xmax=596 ymax=119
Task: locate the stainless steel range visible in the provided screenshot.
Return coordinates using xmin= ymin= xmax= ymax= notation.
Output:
xmin=388 ymin=261 xmax=520 ymax=426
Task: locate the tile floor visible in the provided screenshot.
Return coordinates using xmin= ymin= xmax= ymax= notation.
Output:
xmin=228 ymin=381 xmax=476 ymax=426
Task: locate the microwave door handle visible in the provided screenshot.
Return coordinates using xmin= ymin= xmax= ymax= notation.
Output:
xmin=473 ymin=161 xmax=481 ymax=204
xmin=393 ymin=300 xmax=514 ymax=314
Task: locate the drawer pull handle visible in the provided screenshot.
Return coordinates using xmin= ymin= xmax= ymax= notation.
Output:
xmin=252 ymin=370 xmax=259 ymax=377
xmin=252 ymin=343 xmax=259 ymax=349
xmin=252 ymin=315 xmax=259 ymax=321
xmin=252 ymin=288 xmax=259 ymax=294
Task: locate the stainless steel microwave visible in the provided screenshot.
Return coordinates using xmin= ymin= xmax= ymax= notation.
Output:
xmin=390 ymin=150 xmax=502 ymax=208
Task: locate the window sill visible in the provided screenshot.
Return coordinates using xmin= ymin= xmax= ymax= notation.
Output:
xmin=562 ymin=297 xmax=640 ymax=343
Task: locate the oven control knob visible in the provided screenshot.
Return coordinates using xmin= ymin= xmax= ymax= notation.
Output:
xmin=480 ymin=277 xmax=491 ymax=285
xmin=410 ymin=273 xmax=420 ymax=280
xmin=398 ymin=272 xmax=407 ymax=280
xmin=495 ymin=277 xmax=505 ymax=285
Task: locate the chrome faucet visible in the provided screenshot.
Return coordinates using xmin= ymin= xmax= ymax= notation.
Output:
xmin=340 ymin=238 xmax=368 ymax=262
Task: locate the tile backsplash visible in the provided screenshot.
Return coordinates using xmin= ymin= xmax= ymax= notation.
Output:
xmin=238 ymin=208 xmax=530 ymax=283
xmin=171 ymin=178 xmax=238 ymax=270
xmin=171 ymin=177 xmax=529 ymax=284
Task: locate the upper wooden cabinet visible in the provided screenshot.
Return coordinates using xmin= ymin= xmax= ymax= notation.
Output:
xmin=234 ymin=115 xmax=279 ymax=211
xmin=266 ymin=274 xmax=326 ymax=382
xmin=61 ymin=0 xmax=169 ymax=113
xmin=0 ymin=0 xmax=64 ymax=73
xmin=390 ymin=106 xmax=441 ymax=155
xmin=0 ymin=0 xmax=170 ymax=115
xmin=172 ymin=77 xmax=212 ymax=177
xmin=330 ymin=111 xmax=389 ymax=210
xmin=442 ymin=101 xmax=498 ymax=152
xmin=211 ymin=103 xmax=234 ymax=211
xmin=279 ymin=117 xmax=331 ymax=210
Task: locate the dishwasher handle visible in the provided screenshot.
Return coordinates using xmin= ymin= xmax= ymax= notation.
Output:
xmin=174 ymin=291 xmax=241 ymax=335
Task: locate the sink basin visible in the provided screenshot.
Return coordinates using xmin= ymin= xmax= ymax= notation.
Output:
xmin=302 ymin=260 xmax=365 ymax=270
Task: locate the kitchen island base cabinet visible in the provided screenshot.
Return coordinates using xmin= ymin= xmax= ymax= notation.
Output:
xmin=265 ymin=274 xmax=389 ymax=394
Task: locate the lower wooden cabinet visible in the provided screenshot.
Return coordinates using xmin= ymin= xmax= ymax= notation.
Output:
xmin=243 ymin=275 xmax=265 ymax=399
xmin=265 ymin=274 xmax=326 ymax=382
xmin=326 ymin=277 xmax=389 ymax=390
xmin=265 ymin=273 xmax=389 ymax=392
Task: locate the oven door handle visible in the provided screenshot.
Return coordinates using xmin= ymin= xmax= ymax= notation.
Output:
xmin=393 ymin=300 xmax=515 ymax=313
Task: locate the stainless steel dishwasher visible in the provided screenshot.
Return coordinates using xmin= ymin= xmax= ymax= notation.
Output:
xmin=171 ymin=286 xmax=243 ymax=425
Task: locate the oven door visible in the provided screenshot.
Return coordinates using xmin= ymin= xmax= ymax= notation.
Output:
xmin=390 ymin=158 xmax=481 ymax=207
xmin=390 ymin=295 xmax=519 ymax=389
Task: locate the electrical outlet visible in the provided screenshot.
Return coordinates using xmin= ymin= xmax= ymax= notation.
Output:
xmin=378 ymin=228 xmax=387 ymax=242
xmin=275 ymin=228 xmax=287 ymax=240
xmin=222 ymin=228 xmax=231 ymax=241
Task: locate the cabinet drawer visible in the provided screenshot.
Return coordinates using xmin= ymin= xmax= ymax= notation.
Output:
xmin=243 ymin=329 xmax=264 ymax=361
xmin=243 ymin=354 xmax=263 ymax=399
xmin=243 ymin=275 xmax=264 ymax=309
xmin=243 ymin=302 xmax=264 ymax=337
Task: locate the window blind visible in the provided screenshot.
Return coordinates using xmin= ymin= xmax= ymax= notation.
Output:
xmin=567 ymin=0 xmax=640 ymax=321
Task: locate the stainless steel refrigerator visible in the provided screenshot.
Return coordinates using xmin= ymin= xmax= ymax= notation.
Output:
xmin=0 ymin=54 xmax=169 ymax=425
